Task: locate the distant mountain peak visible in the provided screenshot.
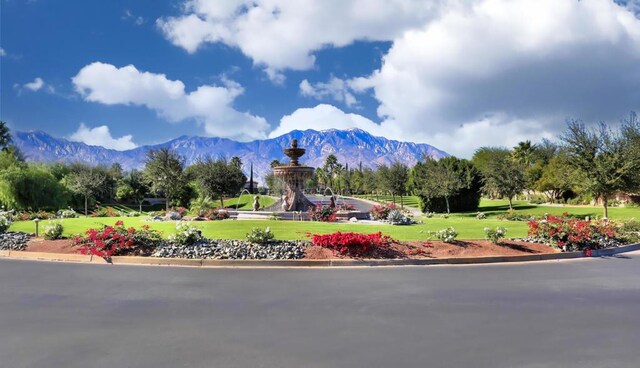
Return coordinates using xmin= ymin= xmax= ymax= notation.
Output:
xmin=12 ymin=129 xmax=448 ymax=184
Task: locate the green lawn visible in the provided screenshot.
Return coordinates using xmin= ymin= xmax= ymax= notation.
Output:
xmin=10 ymin=198 xmax=638 ymax=241
xmin=472 ymin=199 xmax=639 ymax=221
xmin=355 ymin=194 xmax=422 ymax=209
xmin=10 ymin=216 xmax=526 ymax=241
xmin=226 ymin=194 xmax=276 ymax=210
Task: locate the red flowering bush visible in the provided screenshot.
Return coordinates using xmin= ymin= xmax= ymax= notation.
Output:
xmin=309 ymin=231 xmax=394 ymax=257
xmin=527 ymin=215 xmax=618 ymax=251
xmin=73 ymin=221 xmax=162 ymax=261
xmin=17 ymin=210 xmax=53 ymax=221
xmin=308 ymin=206 xmax=337 ymax=222
xmin=370 ymin=203 xmax=398 ymax=220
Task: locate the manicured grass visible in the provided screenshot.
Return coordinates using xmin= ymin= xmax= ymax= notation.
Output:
xmin=10 ymin=216 xmax=526 ymax=241
xmin=355 ymin=194 xmax=422 ymax=209
xmin=225 ymin=194 xmax=276 ymax=210
xmin=10 ymin=199 xmax=638 ymax=241
xmin=472 ymin=199 xmax=639 ymax=221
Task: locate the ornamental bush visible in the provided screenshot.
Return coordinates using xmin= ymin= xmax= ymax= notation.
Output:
xmin=169 ymin=221 xmax=202 ymax=245
xmin=476 ymin=212 xmax=486 ymax=220
xmin=43 ymin=222 xmax=64 ymax=240
xmin=387 ymin=210 xmax=414 ymax=225
xmin=0 ymin=215 xmax=11 ymax=233
xmin=527 ymin=215 xmax=618 ymax=251
xmin=484 ymin=226 xmax=507 ymax=244
xmin=309 ymin=205 xmax=337 ymax=222
xmin=246 ymin=227 xmax=275 ymax=244
xmin=59 ymin=209 xmax=77 ymax=218
xmin=370 ymin=203 xmax=398 ymax=220
xmin=309 ymin=231 xmax=393 ymax=257
xmin=206 ymin=208 xmax=230 ymax=220
xmin=91 ymin=206 xmax=118 ymax=217
xmin=431 ymin=227 xmax=458 ymax=243
xmin=73 ymin=221 xmax=163 ymax=260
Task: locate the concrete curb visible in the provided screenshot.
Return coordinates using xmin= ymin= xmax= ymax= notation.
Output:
xmin=1 ymin=243 xmax=639 ymax=268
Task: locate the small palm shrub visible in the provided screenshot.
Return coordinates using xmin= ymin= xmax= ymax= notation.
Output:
xmin=246 ymin=227 xmax=275 ymax=245
xmin=43 ymin=222 xmax=64 ymax=240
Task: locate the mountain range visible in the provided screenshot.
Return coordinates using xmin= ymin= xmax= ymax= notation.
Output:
xmin=11 ymin=128 xmax=448 ymax=184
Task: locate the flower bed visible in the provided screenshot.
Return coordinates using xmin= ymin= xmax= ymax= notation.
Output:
xmin=73 ymin=221 xmax=163 ymax=260
xmin=526 ymin=215 xmax=619 ymax=251
xmin=309 ymin=231 xmax=394 ymax=257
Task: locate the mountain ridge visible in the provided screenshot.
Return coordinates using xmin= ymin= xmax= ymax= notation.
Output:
xmin=12 ymin=128 xmax=448 ymax=184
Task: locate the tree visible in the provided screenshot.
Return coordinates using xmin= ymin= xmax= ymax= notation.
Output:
xmin=414 ymin=157 xmax=462 ymax=213
xmin=144 ymin=148 xmax=186 ymax=211
xmin=230 ymin=156 xmax=243 ymax=170
xmin=323 ymin=154 xmax=341 ymax=189
xmin=412 ymin=157 xmax=482 ymax=213
xmin=512 ymin=140 xmax=537 ymax=166
xmin=379 ymin=162 xmax=409 ymax=207
xmin=562 ymin=119 xmax=640 ymax=218
xmin=193 ymin=157 xmax=247 ymax=207
xmin=270 ymin=160 xmax=282 ymax=168
xmin=0 ymin=165 xmax=69 ymax=210
xmin=535 ymin=152 xmax=577 ymax=201
xmin=0 ymin=121 xmax=12 ymax=151
xmin=265 ymin=172 xmax=284 ymax=195
xmin=67 ymin=165 xmax=106 ymax=215
xmin=483 ymin=153 xmax=525 ymax=209
xmin=115 ymin=169 xmax=150 ymax=212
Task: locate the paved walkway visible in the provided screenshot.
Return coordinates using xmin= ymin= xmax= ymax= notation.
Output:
xmin=1 ymin=253 xmax=639 ymax=367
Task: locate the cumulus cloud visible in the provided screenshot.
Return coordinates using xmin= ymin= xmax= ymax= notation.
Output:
xmin=157 ymin=0 xmax=442 ymax=80
xmin=300 ymin=77 xmax=359 ymax=107
xmin=269 ymin=104 xmax=395 ymax=138
xmin=0 ymin=48 xmax=6 ymax=57
xmin=70 ymin=123 xmax=138 ymax=151
xmin=72 ymin=62 xmax=269 ymax=141
xmin=24 ymin=77 xmax=45 ymax=91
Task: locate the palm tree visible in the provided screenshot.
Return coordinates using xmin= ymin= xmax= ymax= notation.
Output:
xmin=512 ymin=140 xmax=536 ymax=166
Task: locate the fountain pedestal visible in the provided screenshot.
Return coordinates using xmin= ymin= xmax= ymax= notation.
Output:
xmin=273 ymin=139 xmax=316 ymax=212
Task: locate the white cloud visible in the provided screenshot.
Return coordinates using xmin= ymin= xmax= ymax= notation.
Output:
xmin=122 ymin=10 xmax=146 ymax=25
xmin=157 ymin=0 xmax=442 ymax=79
xmin=0 ymin=48 xmax=6 ymax=57
xmin=358 ymin=0 xmax=640 ymax=155
xmin=72 ymin=62 xmax=269 ymax=141
xmin=70 ymin=123 xmax=138 ymax=151
xmin=23 ymin=77 xmax=44 ymax=91
xmin=300 ymin=77 xmax=358 ymax=107
xmin=269 ymin=104 xmax=394 ymax=138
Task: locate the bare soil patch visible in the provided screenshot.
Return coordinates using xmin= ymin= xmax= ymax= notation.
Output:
xmin=26 ymin=238 xmax=79 ymax=254
xmin=303 ymin=239 xmax=556 ymax=260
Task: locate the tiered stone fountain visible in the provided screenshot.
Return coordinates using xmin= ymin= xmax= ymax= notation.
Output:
xmin=273 ymin=139 xmax=316 ymax=212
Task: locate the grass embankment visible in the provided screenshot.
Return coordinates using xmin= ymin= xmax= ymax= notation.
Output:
xmin=10 ymin=199 xmax=639 ymax=241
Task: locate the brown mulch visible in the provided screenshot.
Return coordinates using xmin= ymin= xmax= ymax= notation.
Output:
xmin=25 ymin=239 xmax=80 ymax=254
xmin=24 ymin=238 xmax=557 ymax=260
xmin=303 ymin=240 xmax=556 ymax=260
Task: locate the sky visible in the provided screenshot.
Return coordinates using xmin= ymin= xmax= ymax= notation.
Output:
xmin=1 ymin=0 xmax=639 ymax=156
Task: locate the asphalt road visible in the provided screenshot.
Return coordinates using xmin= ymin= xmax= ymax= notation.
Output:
xmin=1 ymin=255 xmax=639 ymax=368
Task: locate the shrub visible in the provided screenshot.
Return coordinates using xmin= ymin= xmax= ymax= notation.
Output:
xmin=127 ymin=211 xmax=141 ymax=217
xmin=91 ymin=206 xmax=118 ymax=217
xmin=431 ymin=227 xmax=458 ymax=243
xmin=309 ymin=206 xmax=337 ymax=222
xmin=206 ymin=208 xmax=230 ymax=220
xmin=73 ymin=221 xmax=162 ymax=260
xmin=43 ymin=222 xmax=64 ymax=240
xmin=309 ymin=231 xmax=393 ymax=257
xmin=337 ymin=204 xmax=356 ymax=211
xmin=0 ymin=215 xmax=11 ymax=233
xmin=484 ymin=226 xmax=507 ymax=244
xmin=59 ymin=209 xmax=77 ymax=218
xmin=165 ymin=211 xmax=183 ymax=220
xmin=527 ymin=215 xmax=618 ymax=251
xmin=619 ymin=220 xmax=640 ymax=243
xmin=190 ymin=196 xmax=216 ymax=217
xmin=169 ymin=221 xmax=202 ymax=245
xmin=439 ymin=213 xmax=450 ymax=219
xmin=246 ymin=227 xmax=275 ymax=244
xmin=387 ymin=210 xmax=414 ymax=225
xmin=370 ymin=203 xmax=397 ymax=220
xmin=498 ymin=209 xmax=536 ymax=221
xmin=476 ymin=212 xmax=486 ymax=220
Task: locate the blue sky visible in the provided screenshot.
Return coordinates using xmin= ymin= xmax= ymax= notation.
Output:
xmin=1 ymin=0 xmax=639 ymax=156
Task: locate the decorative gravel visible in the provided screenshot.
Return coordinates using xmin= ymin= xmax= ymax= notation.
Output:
xmin=152 ymin=239 xmax=307 ymax=260
xmin=0 ymin=232 xmax=32 ymax=251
